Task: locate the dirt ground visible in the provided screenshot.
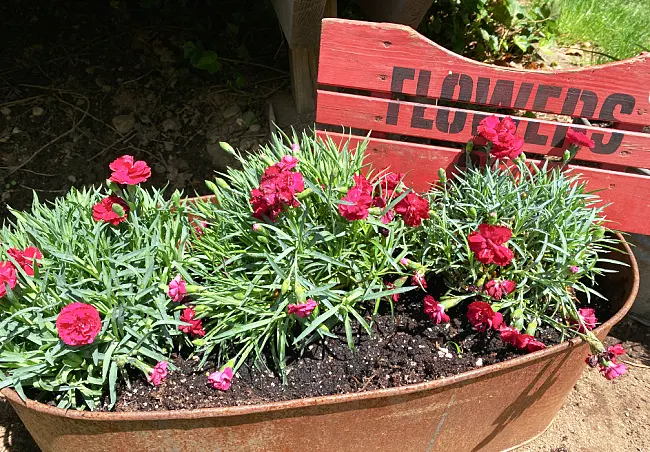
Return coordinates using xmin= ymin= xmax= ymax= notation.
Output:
xmin=0 ymin=1 xmax=648 ymax=451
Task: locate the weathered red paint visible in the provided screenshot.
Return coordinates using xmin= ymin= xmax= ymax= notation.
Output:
xmin=318 ymin=19 xmax=650 ymax=126
xmin=3 ymin=237 xmax=638 ymax=452
xmin=316 ymin=90 xmax=650 ymax=167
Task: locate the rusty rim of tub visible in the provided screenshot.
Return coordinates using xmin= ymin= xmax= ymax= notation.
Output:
xmin=1 ymin=233 xmax=639 ymax=422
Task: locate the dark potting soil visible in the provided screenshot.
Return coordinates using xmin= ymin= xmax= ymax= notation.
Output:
xmin=109 ymin=283 xmax=615 ymax=412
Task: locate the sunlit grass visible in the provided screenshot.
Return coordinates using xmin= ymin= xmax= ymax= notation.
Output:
xmin=547 ymin=0 xmax=650 ymax=63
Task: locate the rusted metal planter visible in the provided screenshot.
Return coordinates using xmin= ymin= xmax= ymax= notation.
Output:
xmin=2 ymin=236 xmax=638 ymax=452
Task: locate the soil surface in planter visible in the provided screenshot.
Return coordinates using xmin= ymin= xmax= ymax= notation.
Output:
xmin=109 ymin=284 xmax=613 ymax=412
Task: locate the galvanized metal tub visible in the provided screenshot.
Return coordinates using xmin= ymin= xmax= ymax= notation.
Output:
xmin=2 ymin=235 xmax=639 ymax=452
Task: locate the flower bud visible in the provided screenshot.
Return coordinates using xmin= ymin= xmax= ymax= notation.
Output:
xmin=252 ymin=223 xmax=263 ymax=232
xmin=437 ymin=168 xmax=447 ymax=184
xmin=111 ymin=203 xmax=125 ymax=216
xmin=257 ymin=236 xmax=269 ymax=244
xmin=369 ymin=207 xmax=381 ymax=215
xmin=465 ymin=141 xmax=474 ymax=153
xmin=171 ymin=190 xmax=181 ymax=209
xmin=468 ymin=207 xmax=477 ymax=219
xmin=296 ymin=188 xmax=313 ymax=200
xmin=294 ymin=283 xmax=306 ymax=303
xmin=281 ymin=278 xmax=291 ymax=294
xmin=215 ymin=178 xmax=230 ymax=190
xmin=106 ymin=180 xmax=121 ymax=194
xmin=205 ymin=180 xmax=219 ymax=195
xmin=512 ymin=308 xmax=525 ymax=331
xmin=526 ymin=320 xmax=537 ymax=337
xmin=219 ymin=142 xmax=235 ymax=154
xmin=261 ymin=155 xmax=276 ymax=167
xmin=562 ymin=150 xmax=571 ymax=163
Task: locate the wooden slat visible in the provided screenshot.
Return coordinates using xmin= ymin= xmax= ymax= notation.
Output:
xmin=317 ymin=90 xmax=650 ymax=168
xmin=318 ymin=19 xmax=650 ymax=126
xmin=316 ymin=131 xmax=650 ymax=235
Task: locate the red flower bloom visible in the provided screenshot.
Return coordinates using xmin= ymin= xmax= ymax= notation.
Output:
xmin=468 ymin=224 xmax=514 ymax=266
xmin=179 ymin=307 xmax=205 ymax=337
xmin=287 ymin=299 xmax=318 ymax=318
xmin=92 ymin=196 xmax=130 ymax=225
xmin=571 ymin=308 xmax=597 ymax=333
xmin=339 ymin=186 xmax=373 ymax=221
xmin=7 ymin=246 xmax=42 ymax=276
xmin=476 ymin=116 xmax=524 ymax=160
xmin=483 ymin=279 xmax=516 ymax=300
xmin=498 ymin=325 xmax=545 ymax=353
xmin=395 ymin=192 xmax=430 ymax=227
xmin=424 ymin=295 xmax=450 ymax=324
xmin=250 ymin=160 xmax=305 ymax=222
xmin=565 ymin=129 xmax=595 ymax=150
xmin=467 ymin=301 xmax=503 ymax=332
xmin=167 ymin=274 xmax=187 ymax=302
xmin=524 ymin=337 xmax=546 ymax=353
xmin=109 ymin=155 xmax=151 ymax=185
xmin=0 ymin=262 xmax=17 ymax=299
xmin=607 ymin=344 xmax=626 ymax=358
xmin=600 ymin=361 xmax=626 ymax=380
xmin=56 ymin=303 xmax=102 ymax=346
xmin=353 ymin=174 xmax=373 ymax=194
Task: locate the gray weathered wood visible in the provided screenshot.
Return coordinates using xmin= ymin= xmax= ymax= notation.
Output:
xmin=270 ymin=0 xmax=330 ymax=48
xmin=357 ymin=0 xmax=434 ymax=28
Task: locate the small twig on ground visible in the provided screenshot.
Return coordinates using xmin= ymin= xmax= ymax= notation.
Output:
xmin=622 ymin=360 xmax=650 ymax=369
xmin=83 ymin=131 xmax=136 ymax=161
xmin=122 ymin=70 xmax=155 ymax=86
xmin=7 ymin=168 xmax=59 ymax=177
xmin=1 ymin=96 xmax=90 ymax=181
xmin=360 ymin=372 xmax=378 ymax=391
xmin=53 ymin=94 xmax=120 ymax=136
xmin=0 ymin=95 xmax=45 ymax=109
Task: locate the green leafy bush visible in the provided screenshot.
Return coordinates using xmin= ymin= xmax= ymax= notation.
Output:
xmin=0 ymin=183 xmax=192 ymax=410
xmin=420 ymin=0 xmax=560 ymax=62
xmin=186 ymin=133 xmax=422 ymax=377
xmin=408 ymin=151 xmax=617 ymax=338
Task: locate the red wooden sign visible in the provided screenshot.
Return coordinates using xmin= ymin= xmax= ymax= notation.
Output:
xmin=315 ymin=19 xmax=650 ymax=235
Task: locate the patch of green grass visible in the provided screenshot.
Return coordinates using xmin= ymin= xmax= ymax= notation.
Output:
xmin=547 ymin=0 xmax=650 ymax=63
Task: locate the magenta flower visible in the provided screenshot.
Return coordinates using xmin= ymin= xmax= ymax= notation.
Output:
xmin=399 ymin=257 xmax=410 ymax=267
xmin=291 ymin=143 xmax=300 ymax=153
xmin=424 ymin=295 xmax=450 ymax=324
xmin=570 ymin=265 xmax=580 ymax=274
xmin=287 ymin=299 xmax=318 ymax=318
xmin=208 ymin=367 xmax=233 ymax=391
xmin=147 ymin=361 xmax=168 ymax=386
xmin=167 ymin=274 xmax=187 ymax=302
xmin=576 ymin=308 xmax=597 ymax=332
xmin=252 ymin=223 xmax=262 ymax=232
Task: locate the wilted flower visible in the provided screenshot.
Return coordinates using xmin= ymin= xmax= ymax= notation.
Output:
xmin=148 ymin=361 xmax=168 ymax=386
xmin=208 ymin=367 xmax=233 ymax=391
xmin=424 ymin=295 xmax=450 ymax=324
xmin=483 ymin=279 xmax=516 ymax=300
xmin=411 ymin=271 xmax=427 ymax=289
xmin=287 ymin=299 xmax=317 ymax=318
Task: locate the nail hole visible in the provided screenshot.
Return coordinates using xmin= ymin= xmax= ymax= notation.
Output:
xmin=375 ymin=116 xmax=383 ymax=121
xmin=379 ymin=74 xmax=387 ymax=81
xmin=621 ymin=150 xmax=631 ymax=156
xmin=609 ymin=184 xmax=616 ymax=189
xmin=383 ymin=41 xmax=391 ymax=47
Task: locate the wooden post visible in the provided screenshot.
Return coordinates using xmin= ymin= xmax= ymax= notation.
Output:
xmin=271 ymin=0 xmax=337 ymax=114
xmin=356 ymin=0 xmax=434 ymax=29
